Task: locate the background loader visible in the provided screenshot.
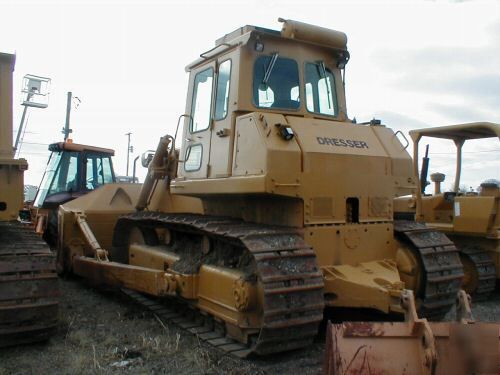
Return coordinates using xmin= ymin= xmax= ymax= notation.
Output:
xmin=31 ymin=140 xmax=116 ymax=246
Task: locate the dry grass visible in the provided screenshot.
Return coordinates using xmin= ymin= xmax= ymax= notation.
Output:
xmin=67 ymin=329 xmax=91 ymax=346
xmin=0 ymin=279 xmax=326 ymax=374
xmin=68 ymin=351 xmax=91 ymax=374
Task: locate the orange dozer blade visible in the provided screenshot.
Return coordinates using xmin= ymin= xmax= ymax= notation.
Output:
xmin=324 ymin=291 xmax=499 ymax=375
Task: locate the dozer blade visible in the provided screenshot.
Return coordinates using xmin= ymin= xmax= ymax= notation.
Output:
xmin=324 ymin=291 xmax=499 ymax=375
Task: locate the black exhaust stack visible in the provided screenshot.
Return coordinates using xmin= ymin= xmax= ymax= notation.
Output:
xmin=420 ymin=144 xmax=430 ymax=194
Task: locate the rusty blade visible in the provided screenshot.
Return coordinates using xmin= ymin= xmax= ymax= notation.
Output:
xmin=324 ymin=321 xmax=500 ymax=375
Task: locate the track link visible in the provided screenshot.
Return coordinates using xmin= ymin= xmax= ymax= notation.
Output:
xmin=113 ymin=212 xmax=325 ymax=357
xmin=0 ymin=221 xmax=59 ymax=347
xmin=394 ymin=220 xmax=464 ymax=320
xmin=456 ymin=243 xmax=496 ymax=300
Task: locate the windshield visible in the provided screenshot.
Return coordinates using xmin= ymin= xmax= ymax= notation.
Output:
xmin=252 ymin=56 xmax=338 ymax=116
xmin=305 ymin=62 xmax=337 ymax=116
xmin=253 ymin=55 xmax=300 ymax=110
xmin=34 ymin=151 xmax=79 ymax=207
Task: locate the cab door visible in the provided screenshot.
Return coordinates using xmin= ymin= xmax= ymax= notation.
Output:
xmin=208 ymin=57 xmax=233 ymax=178
xmin=182 ymin=63 xmax=216 ymax=179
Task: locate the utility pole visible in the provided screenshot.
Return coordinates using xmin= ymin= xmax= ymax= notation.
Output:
xmin=62 ymin=92 xmax=73 ymax=141
xmin=125 ymin=132 xmax=133 ymax=176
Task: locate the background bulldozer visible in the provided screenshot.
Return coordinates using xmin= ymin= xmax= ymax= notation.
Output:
xmin=54 ymin=18 xmax=498 ymax=370
xmin=395 ymin=122 xmax=500 ymax=299
xmin=0 ymin=52 xmax=59 ymax=347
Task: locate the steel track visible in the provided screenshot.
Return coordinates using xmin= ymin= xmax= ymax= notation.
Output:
xmin=113 ymin=212 xmax=325 ymax=357
xmin=456 ymin=242 xmax=496 ymax=300
xmin=394 ymin=220 xmax=464 ymax=320
xmin=0 ymin=221 xmax=59 ymax=347
xmin=113 ymin=215 xmax=463 ymax=357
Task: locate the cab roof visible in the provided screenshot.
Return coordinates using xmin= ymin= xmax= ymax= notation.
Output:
xmin=49 ymin=141 xmax=115 ymax=155
xmin=186 ymin=18 xmax=348 ymax=72
xmin=409 ymin=122 xmax=500 ymax=141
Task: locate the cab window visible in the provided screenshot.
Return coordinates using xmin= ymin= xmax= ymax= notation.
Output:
xmin=33 ymin=151 xmax=79 ymax=207
xmin=85 ymin=153 xmax=114 ymax=190
xmin=305 ymin=62 xmax=337 ymax=116
xmin=215 ymin=60 xmax=231 ymax=120
xmin=253 ymin=55 xmax=300 ymax=110
xmin=184 ymin=144 xmax=203 ymax=171
xmin=50 ymin=152 xmax=79 ymax=194
xmin=190 ymin=68 xmax=214 ymax=132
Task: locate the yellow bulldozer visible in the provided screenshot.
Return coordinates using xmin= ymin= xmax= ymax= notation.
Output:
xmin=395 ymin=122 xmax=499 ymax=299
xmin=0 ymin=52 xmax=59 ymax=347
xmin=54 ymin=19 xmax=498 ymax=370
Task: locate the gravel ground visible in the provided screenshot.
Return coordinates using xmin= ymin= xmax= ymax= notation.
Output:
xmin=1 ymin=278 xmax=498 ymax=375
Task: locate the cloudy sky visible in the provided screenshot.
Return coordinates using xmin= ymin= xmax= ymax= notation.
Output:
xmin=1 ymin=0 xmax=499 ymax=190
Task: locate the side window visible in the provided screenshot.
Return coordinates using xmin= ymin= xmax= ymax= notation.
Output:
xmin=86 ymin=155 xmax=114 ymax=190
xmin=65 ymin=154 xmax=79 ymax=187
xmin=215 ymin=60 xmax=231 ymax=120
xmin=101 ymin=157 xmax=114 ymax=184
xmin=86 ymin=156 xmax=96 ymax=189
xmin=305 ymin=62 xmax=338 ymax=116
xmin=305 ymin=83 xmax=314 ymax=110
xmin=318 ymin=76 xmax=335 ymax=115
xmin=97 ymin=157 xmax=113 ymax=186
xmin=191 ymin=68 xmax=214 ymax=132
xmin=184 ymin=144 xmax=203 ymax=172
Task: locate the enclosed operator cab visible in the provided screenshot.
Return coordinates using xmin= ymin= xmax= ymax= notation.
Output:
xmin=34 ymin=141 xmax=115 ymax=209
xmin=33 ymin=141 xmax=115 ymax=245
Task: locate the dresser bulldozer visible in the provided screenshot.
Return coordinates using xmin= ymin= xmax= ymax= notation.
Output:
xmin=0 ymin=52 xmax=59 ymax=347
xmin=55 ymin=19 xmax=498 ymax=371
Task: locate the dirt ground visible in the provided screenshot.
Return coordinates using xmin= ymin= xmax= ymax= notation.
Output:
xmin=1 ymin=278 xmax=499 ymax=375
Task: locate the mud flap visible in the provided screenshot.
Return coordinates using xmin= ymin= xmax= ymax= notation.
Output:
xmin=324 ymin=291 xmax=499 ymax=375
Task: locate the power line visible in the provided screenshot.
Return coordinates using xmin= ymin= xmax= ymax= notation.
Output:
xmin=20 ymin=141 xmax=50 ymax=146
xmin=18 ymin=151 xmax=50 ymax=156
xmin=429 ymin=149 xmax=500 ymax=155
xmin=12 ymin=130 xmax=39 ymax=135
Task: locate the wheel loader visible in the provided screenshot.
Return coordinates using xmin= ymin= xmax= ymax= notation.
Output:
xmin=55 ymin=19 xmax=499 ymax=371
xmin=394 ymin=122 xmax=500 ymax=299
xmin=32 ymin=140 xmax=116 ymax=246
xmin=0 ymin=52 xmax=59 ymax=347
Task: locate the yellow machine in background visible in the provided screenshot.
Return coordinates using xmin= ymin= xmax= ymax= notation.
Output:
xmin=395 ymin=122 xmax=500 ymax=299
xmin=32 ymin=140 xmax=116 ymax=246
xmin=0 ymin=52 xmax=59 ymax=347
xmin=55 ymin=19 xmax=498 ymax=369
xmin=0 ymin=53 xmax=26 ymax=222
